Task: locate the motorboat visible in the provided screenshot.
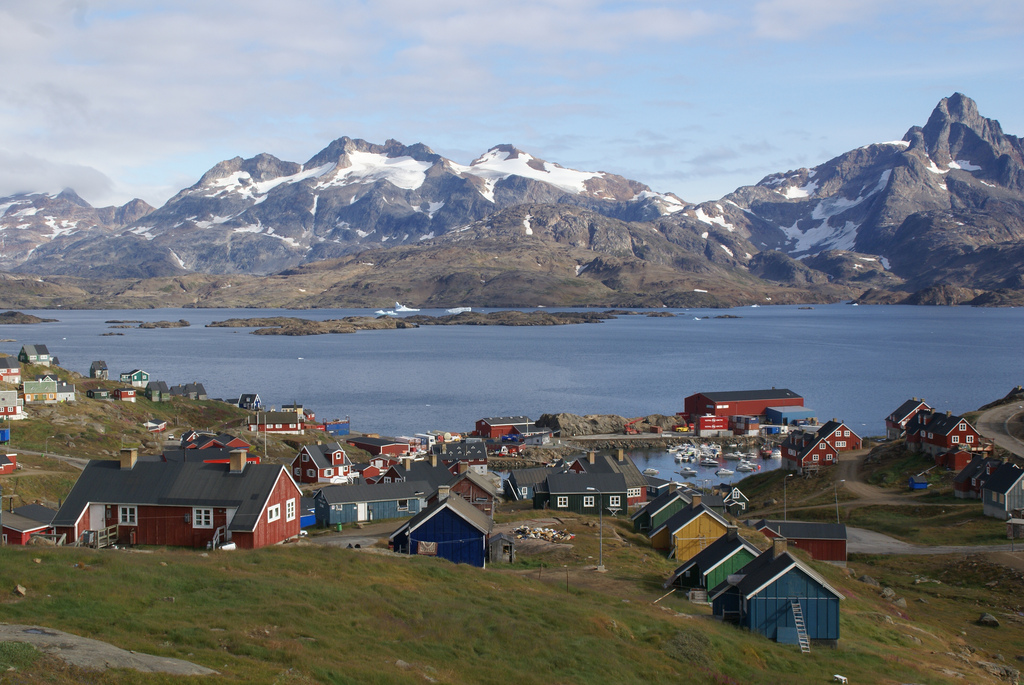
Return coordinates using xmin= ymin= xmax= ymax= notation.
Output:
xmin=679 ymin=467 xmax=698 ymax=477
xmin=736 ymin=461 xmax=757 ymax=472
xmin=716 ymin=467 xmax=734 ymax=477
xmin=771 ymin=448 xmax=782 ymax=459
xmin=700 ymin=457 xmax=719 ymax=468
xmin=642 ymin=467 xmax=659 ymax=476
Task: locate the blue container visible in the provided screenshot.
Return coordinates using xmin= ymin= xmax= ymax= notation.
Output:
xmin=0 ymin=428 xmax=10 ymax=442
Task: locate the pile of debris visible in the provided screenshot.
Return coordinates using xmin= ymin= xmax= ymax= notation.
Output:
xmin=512 ymin=526 xmax=575 ymax=543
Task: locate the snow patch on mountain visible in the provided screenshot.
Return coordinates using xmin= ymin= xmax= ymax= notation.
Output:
xmin=719 ymin=244 xmax=733 ymax=257
xmin=129 ymin=226 xmax=156 ymax=240
xmin=780 ymin=179 xmax=818 ymax=199
xmin=316 ymin=151 xmax=432 ymax=191
xmin=523 ymin=214 xmax=533 ymax=235
xmin=951 ymin=159 xmax=982 ymax=171
xmin=631 ymin=190 xmax=685 ymax=213
xmin=453 ymin=147 xmax=601 ymax=196
xmin=694 ymin=207 xmax=735 ymax=232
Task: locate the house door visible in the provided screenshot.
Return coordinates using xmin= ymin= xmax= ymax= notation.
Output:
xmin=356 ymin=503 xmax=368 ymax=522
xmin=89 ymin=504 xmax=106 ymax=531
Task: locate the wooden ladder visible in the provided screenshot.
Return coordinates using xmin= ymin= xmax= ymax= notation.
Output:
xmin=791 ymin=600 xmax=810 ymax=653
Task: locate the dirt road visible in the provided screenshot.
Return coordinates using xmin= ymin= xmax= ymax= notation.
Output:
xmin=975 ymin=402 xmax=1024 ymax=458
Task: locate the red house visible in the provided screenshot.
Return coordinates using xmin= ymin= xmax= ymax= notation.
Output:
xmin=1 ymin=504 xmax=55 ymax=545
xmin=907 ymin=410 xmax=984 ymax=457
xmin=430 ymin=471 xmax=498 ymax=516
xmin=814 ymin=420 xmax=862 ymax=452
xmin=885 ymin=398 xmax=933 ymax=440
xmin=112 ymin=387 xmax=136 ymax=402
xmin=754 ymin=519 xmax=847 ymax=564
xmin=248 ymin=411 xmax=305 ymax=435
xmin=347 ymin=436 xmax=411 ymax=457
xmin=781 ymin=431 xmax=838 ymax=474
xmin=51 ymin=449 xmax=301 ymax=550
xmin=0 ymin=356 xmax=21 ymax=385
xmin=953 ymin=456 xmax=1003 ymax=499
xmin=936 ymin=449 xmax=973 ymax=472
xmin=474 ymin=416 xmax=534 ymax=439
xmin=291 ymin=442 xmax=353 ymax=484
xmin=181 ymin=431 xmax=251 ymax=451
xmin=684 ymin=389 xmax=803 ymax=418
xmin=0 ymin=453 xmax=16 ymax=475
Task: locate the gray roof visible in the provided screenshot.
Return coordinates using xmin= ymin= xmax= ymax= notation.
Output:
xmin=389 ymin=493 xmax=492 ymax=540
xmin=90 ymin=360 xmax=108 ymax=370
xmin=52 ymin=460 xmax=293 ymax=533
xmin=447 ymin=470 xmax=497 ymax=497
xmin=983 ymin=463 xmax=1024 ymax=496
xmin=315 ymin=480 xmax=431 ymax=505
xmin=508 ymin=467 xmax=553 ymax=489
xmin=21 ymin=344 xmax=50 ymax=357
xmin=755 ymin=519 xmax=847 ymax=541
xmin=698 ymin=388 xmax=801 ymax=402
xmin=13 ymin=504 xmax=57 ymax=525
xmin=887 ymin=398 xmax=931 ymax=423
xmin=0 ymin=356 xmax=19 ymax=370
xmin=664 ymin=532 xmax=760 ymax=588
xmin=544 ymin=472 xmax=627 ymax=495
xmin=575 ymin=453 xmax=647 ymax=490
xmin=709 ymin=548 xmax=842 ymax=602
xmin=1 ymin=511 xmax=51 ymax=533
xmin=301 ymin=443 xmax=348 ymax=469
xmin=433 ymin=441 xmax=487 ymax=461
xmin=631 ymin=489 xmax=688 ymax=521
xmin=391 ymin=461 xmax=454 ymax=490
xmin=650 ymin=502 xmax=729 ymax=538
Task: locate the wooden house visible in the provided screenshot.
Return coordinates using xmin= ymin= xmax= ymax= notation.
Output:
xmin=505 ymin=467 xmax=551 ymax=501
xmin=433 ymin=471 xmax=497 ymax=516
xmin=936 ymin=449 xmax=973 ymax=472
xmin=346 ymin=435 xmax=410 ymax=456
xmin=1 ymin=504 xmax=55 ymax=545
xmin=533 ymin=472 xmax=628 ymax=515
xmin=648 ymin=494 xmax=730 ymax=561
xmin=631 ymin=488 xmax=689 ymax=533
xmin=112 ymin=387 xmax=136 ymax=402
xmin=0 ymin=389 xmax=24 ymax=420
xmin=722 ymin=487 xmax=750 ymax=517
xmin=89 ymin=361 xmax=109 ymax=380
xmin=982 ymin=463 xmax=1024 ymax=520
xmin=313 ymin=481 xmax=430 ymax=526
xmin=0 ymin=356 xmax=22 ymax=384
xmin=488 ymin=532 xmax=516 ymax=564
xmin=247 ymin=411 xmax=305 ymax=435
xmin=18 ymin=344 xmax=51 ymax=367
xmin=663 ymin=526 xmax=760 ymax=591
xmin=145 ymin=380 xmax=171 ymax=402
xmin=953 ymin=456 xmax=1003 ymax=499
xmin=684 ymin=389 xmax=803 ymax=418
xmin=161 ymin=448 xmax=260 ymax=466
xmin=377 ymin=456 xmax=455 ymax=491
xmin=433 ymin=440 xmax=489 ymax=475
xmin=907 ymin=410 xmax=984 ymax=456
xmin=568 ymin=450 xmax=648 ymax=505
xmin=170 ymin=382 xmax=208 ymax=400
xmin=780 ymin=430 xmax=838 ymax=474
xmin=54 ymin=380 xmax=75 ymax=402
xmin=51 ymin=448 xmax=301 ymax=550
xmin=21 ymin=379 xmax=57 ymax=404
xmin=120 ymin=369 xmax=149 ymax=387
xmin=86 ymin=388 xmax=110 ymax=400
xmin=238 ymin=393 xmax=262 ymax=410
xmin=474 ymin=416 xmax=535 ymax=439
xmin=753 ymin=520 xmax=847 ymax=564
xmin=884 ymin=398 xmax=933 ymax=440
xmin=908 ymin=476 xmax=929 ymax=490
xmin=0 ymin=452 xmax=17 ymax=475
xmin=291 ymin=442 xmax=353 ymax=484
xmin=180 ymin=431 xmax=251 ymax=451
xmin=389 ymin=494 xmax=492 ymax=568
xmin=710 ymin=539 xmax=842 ymax=647
xmin=814 ymin=420 xmax=861 ymax=451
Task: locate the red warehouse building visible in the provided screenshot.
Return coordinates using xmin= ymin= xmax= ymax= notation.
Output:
xmin=51 ymin=449 xmax=301 ymax=550
xmin=347 ymin=436 xmax=412 ymax=457
xmin=474 ymin=416 xmax=535 ymax=439
xmin=684 ymin=389 xmax=803 ymax=418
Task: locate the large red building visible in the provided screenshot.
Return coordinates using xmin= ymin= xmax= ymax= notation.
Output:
xmin=683 ymin=389 xmax=803 ymax=418
xmin=754 ymin=520 xmax=847 ymax=564
xmin=51 ymin=449 xmax=301 ymax=550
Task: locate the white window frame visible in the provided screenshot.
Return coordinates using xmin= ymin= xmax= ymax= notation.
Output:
xmin=835 ymin=441 xmax=845 ymax=448
xmin=302 ymin=454 xmax=309 ymax=462
xmin=307 ymin=469 xmax=316 ymax=478
xmin=119 ymin=505 xmax=137 ymax=525
xmin=609 ymin=495 xmax=621 ymax=507
xmin=520 ymin=487 xmax=528 ymax=497
xmin=812 ymin=454 xmax=819 ymax=462
xmin=966 ymin=435 xmax=974 ymax=443
xmin=267 ymin=504 xmax=281 ymax=523
xmin=556 ymin=496 xmax=568 ymax=508
xmin=193 ymin=507 xmax=213 ymax=529
xmin=285 ymin=498 xmax=296 ymax=522
xmin=583 ymin=495 xmax=595 ymax=508
xmin=397 ymin=499 xmax=409 ymax=511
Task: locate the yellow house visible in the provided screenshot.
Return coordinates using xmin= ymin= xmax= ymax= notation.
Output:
xmin=648 ymin=494 xmax=730 ymax=562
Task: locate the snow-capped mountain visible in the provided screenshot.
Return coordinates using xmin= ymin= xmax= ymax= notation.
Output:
xmin=9 ymin=138 xmax=681 ymax=277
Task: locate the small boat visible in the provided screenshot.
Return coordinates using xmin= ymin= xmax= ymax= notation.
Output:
xmin=771 ymin=448 xmax=782 ymax=459
xmin=722 ymin=452 xmax=741 ymax=460
xmin=643 ymin=467 xmax=659 ymax=476
xmin=679 ymin=467 xmax=698 ymax=477
xmin=716 ymin=468 xmax=734 ymax=477
xmin=736 ymin=462 xmax=757 ymax=472
xmin=700 ymin=457 xmax=719 ymax=467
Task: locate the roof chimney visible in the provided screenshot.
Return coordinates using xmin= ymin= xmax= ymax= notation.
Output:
xmin=229 ymin=449 xmax=247 ymax=473
xmin=772 ymin=537 xmax=788 ymax=560
xmin=946 ymin=410 xmax=952 ymax=417
xmin=459 ymin=461 xmax=469 ymax=474
xmin=403 ymin=456 xmax=413 ymax=471
xmin=430 ymin=454 xmax=438 ymax=467
xmin=690 ymin=493 xmax=702 ymax=508
xmin=616 ymin=448 xmax=624 ymax=462
xmin=437 ymin=485 xmax=450 ymax=501
xmin=588 ymin=451 xmax=596 ymax=465
xmin=832 ymin=418 xmax=837 ymax=423
xmin=119 ymin=448 xmax=137 ymax=470
xmin=726 ymin=525 xmax=738 ymax=541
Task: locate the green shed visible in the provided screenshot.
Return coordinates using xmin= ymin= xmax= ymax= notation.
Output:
xmin=664 ymin=527 xmax=761 ymax=591
xmin=631 ymin=488 xmax=689 ymax=533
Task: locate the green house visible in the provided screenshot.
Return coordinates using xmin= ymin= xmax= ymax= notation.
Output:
xmin=534 ymin=472 xmax=627 ymax=515
xmin=631 ymin=488 xmax=690 ymax=533
xmin=663 ymin=527 xmax=761 ymax=591
xmin=120 ymin=369 xmax=150 ymax=387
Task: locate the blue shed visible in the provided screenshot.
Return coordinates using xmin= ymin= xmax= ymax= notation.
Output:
xmin=299 ymin=496 xmax=317 ymax=528
xmin=908 ymin=476 xmax=930 ymax=490
xmin=313 ymin=481 xmax=430 ymax=526
xmin=710 ymin=540 xmax=843 ymax=648
xmin=389 ymin=494 xmax=492 ymax=568
xmin=764 ymin=406 xmax=817 ymax=426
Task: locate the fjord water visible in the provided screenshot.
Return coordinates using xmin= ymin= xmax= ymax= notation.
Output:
xmin=6 ymin=305 xmax=1022 ymax=442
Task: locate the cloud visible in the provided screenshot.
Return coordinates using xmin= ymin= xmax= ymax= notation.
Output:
xmin=0 ymin=150 xmax=113 ymax=201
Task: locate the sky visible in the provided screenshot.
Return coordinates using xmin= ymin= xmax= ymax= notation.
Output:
xmin=1 ymin=0 xmax=1022 ymax=209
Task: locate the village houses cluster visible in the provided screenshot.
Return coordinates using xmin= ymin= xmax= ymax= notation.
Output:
xmin=3 ymin=372 xmax=1023 ymax=651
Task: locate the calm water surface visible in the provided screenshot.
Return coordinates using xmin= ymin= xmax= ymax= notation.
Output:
xmin=4 ymin=304 xmax=1021 ymax=442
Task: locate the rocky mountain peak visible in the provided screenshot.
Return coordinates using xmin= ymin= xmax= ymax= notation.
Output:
xmin=912 ymin=92 xmax=1022 ymax=168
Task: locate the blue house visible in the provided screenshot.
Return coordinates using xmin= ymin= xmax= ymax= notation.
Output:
xmin=389 ymin=494 xmax=492 ymax=568
xmin=710 ymin=539 xmax=843 ymax=649
xmin=313 ymin=481 xmax=430 ymax=526
xmin=505 ymin=467 xmax=552 ymax=501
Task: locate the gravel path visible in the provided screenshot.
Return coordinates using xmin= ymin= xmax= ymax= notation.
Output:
xmin=847 ymin=526 xmax=1019 ymax=555
xmin=0 ymin=623 xmax=218 ymax=675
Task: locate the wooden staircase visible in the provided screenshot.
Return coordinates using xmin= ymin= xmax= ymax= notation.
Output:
xmin=791 ymin=600 xmax=811 ymax=653
xmin=687 ymin=589 xmax=709 ymax=605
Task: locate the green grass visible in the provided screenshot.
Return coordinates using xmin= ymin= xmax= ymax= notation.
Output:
xmin=0 ymin=641 xmax=40 ymax=671
xmin=789 ymin=503 xmax=1006 ymax=546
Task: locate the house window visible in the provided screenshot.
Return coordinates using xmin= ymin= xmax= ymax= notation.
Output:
xmin=398 ymin=499 xmax=409 ymax=511
xmin=293 ymin=467 xmax=300 ymax=476
xmin=966 ymin=435 xmax=974 ymax=443
xmin=119 ymin=506 xmax=137 ymax=525
xmin=286 ymin=498 xmax=296 ymax=522
xmin=267 ymin=504 xmax=281 ymax=522
xmin=520 ymin=487 xmax=528 ymax=497
xmin=302 ymin=454 xmax=309 ymax=462
xmin=835 ymin=441 xmax=846 ymax=448
xmin=556 ymin=496 xmax=568 ymax=508
xmin=325 ymin=469 xmax=333 ymax=477
xmin=583 ymin=495 xmax=595 ymax=508
xmin=812 ymin=455 xmax=819 ymax=462
xmin=609 ymin=495 xmax=621 ymax=507
xmin=193 ymin=508 xmax=213 ymax=528
xmin=307 ymin=469 xmax=315 ymax=478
